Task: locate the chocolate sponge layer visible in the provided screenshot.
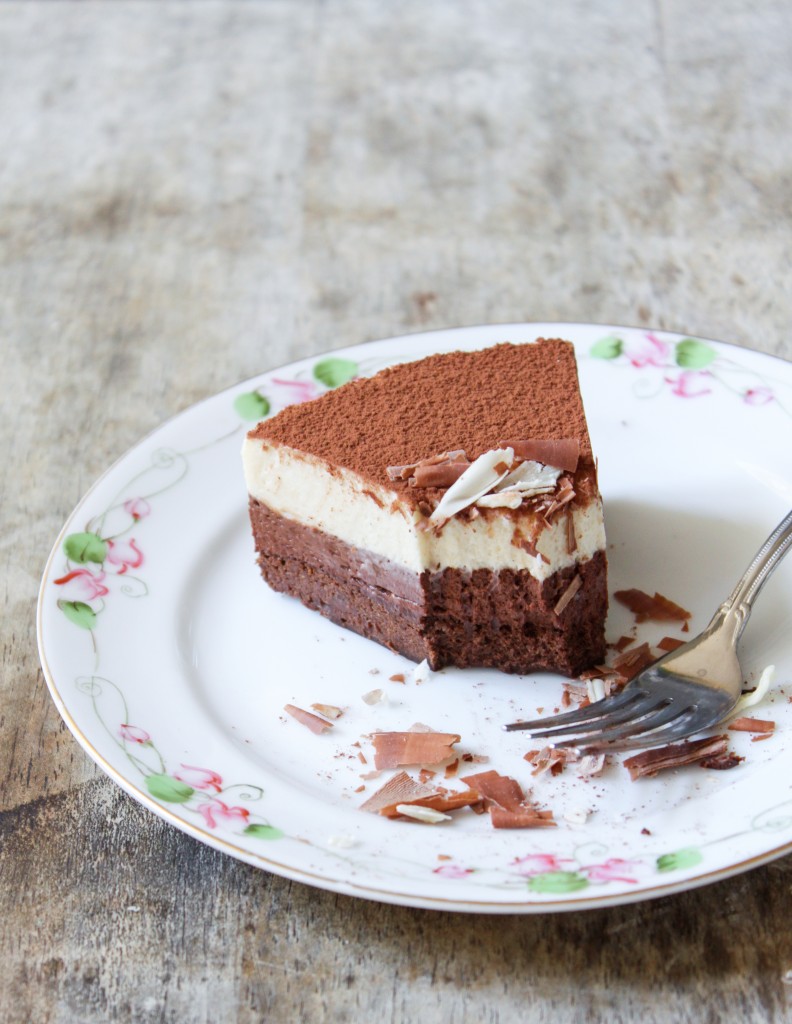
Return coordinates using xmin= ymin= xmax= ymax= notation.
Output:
xmin=249 ymin=499 xmax=607 ymax=677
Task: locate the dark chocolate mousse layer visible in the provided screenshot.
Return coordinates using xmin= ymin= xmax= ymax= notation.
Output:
xmin=249 ymin=499 xmax=607 ymax=676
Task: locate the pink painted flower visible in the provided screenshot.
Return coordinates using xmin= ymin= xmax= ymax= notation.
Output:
xmin=511 ymin=853 xmax=573 ymax=877
xmin=119 ymin=723 xmax=151 ymax=745
xmin=743 ymin=386 xmax=774 ymax=406
xmin=627 ymin=332 xmax=670 ymax=369
xmin=105 ymin=538 xmax=144 ymax=574
xmin=432 ymin=863 xmax=475 ymax=879
xmin=198 ymin=799 xmax=250 ymax=830
xmin=271 ymin=377 xmax=319 ymax=404
xmin=53 ymin=568 xmax=110 ymax=601
xmin=174 ymin=764 xmax=223 ymax=793
xmin=582 ymin=858 xmax=641 ymax=884
xmin=665 ymin=370 xmax=712 ymax=398
xmin=123 ymin=497 xmax=151 ymax=521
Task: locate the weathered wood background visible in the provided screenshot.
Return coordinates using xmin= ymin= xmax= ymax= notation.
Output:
xmin=3 ymin=2 xmax=792 ymax=1021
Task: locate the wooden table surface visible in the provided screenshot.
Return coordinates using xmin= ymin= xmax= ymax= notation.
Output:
xmin=4 ymin=3 xmax=792 ymax=1021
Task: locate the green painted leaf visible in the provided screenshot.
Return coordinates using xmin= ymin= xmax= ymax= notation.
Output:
xmin=675 ymin=339 xmax=717 ymax=369
xmin=57 ymin=600 xmax=97 ymax=630
xmin=244 ymin=823 xmax=284 ymax=840
xmin=590 ymin=336 xmax=623 ymax=360
xmin=313 ymin=357 xmax=359 ymax=389
xmin=145 ymin=774 xmax=194 ymax=804
xmin=234 ymin=391 xmax=271 ymax=421
xmin=63 ymin=532 xmax=107 ymax=565
xmin=527 ymin=871 xmax=589 ymax=894
xmin=656 ymin=847 xmax=703 ymax=873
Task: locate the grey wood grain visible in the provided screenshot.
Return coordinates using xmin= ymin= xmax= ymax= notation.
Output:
xmin=3 ymin=2 xmax=792 ymax=1022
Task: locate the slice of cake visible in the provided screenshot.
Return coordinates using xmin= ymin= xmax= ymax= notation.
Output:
xmin=242 ymin=339 xmax=607 ymax=676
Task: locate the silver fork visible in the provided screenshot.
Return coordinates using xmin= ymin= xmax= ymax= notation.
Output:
xmin=503 ymin=509 xmax=792 ymax=753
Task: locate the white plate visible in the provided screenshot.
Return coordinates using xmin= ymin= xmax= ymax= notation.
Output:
xmin=38 ymin=323 xmax=792 ymax=913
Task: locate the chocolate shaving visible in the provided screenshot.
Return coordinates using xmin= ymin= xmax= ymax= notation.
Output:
xmin=614 ymin=589 xmax=691 ymax=624
xmin=612 ymin=636 xmax=635 ymax=653
xmin=501 ymin=438 xmax=580 ymax=472
xmin=359 ymin=770 xmax=480 ymax=818
xmin=512 ymin=530 xmax=539 ymax=557
xmin=554 ymin=575 xmax=582 ymax=616
xmin=728 ymin=717 xmax=775 ymax=734
xmin=371 ymin=730 xmax=460 ymax=769
xmin=460 ymin=769 xmax=526 ymax=811
xmin=411 ymin=462 xmax=469 ymax=488
xmin=489 ymin=806 xmax=557 ymax=829
xmin=387 ymin=449 xmax=468 ymax=483
xmin=379 ymin=789 xmax=480 ymax=819
xmin=524 ymin=747 xmax=575 ymax=777
xmin=543 ymin=476 xmax=576 ymax=521
xmin=566 ymin=512 xmax=577 ymax=554
xmin=461 ymin=768 xmax=556 ymax=828
xmin=611 ymin=641 xmax=656 ymax=682
xmin=359 ymin=770 xmax=434 ymax=813
xmin=310 ymin=702 xmax=343 ymax=719
xmin=700 ymin=752 xmax=745 ymax=770
xmin=284 ymin=704 xmax=334 ymax=734
xmin=657 ymin=636 xmax=685 ymax=653
xmin=623 ymin=735 xmax=729 ymax=780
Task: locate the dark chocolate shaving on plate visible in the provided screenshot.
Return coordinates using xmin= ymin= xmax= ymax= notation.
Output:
xmin=614 ymin=589 xmax=691 ymax=624
xmin=371 ymin=730 xmax=461 ymax=770
xmin=728 ymin=717 xmax=775 ymax=734
xmin=284 ymin=704 xmax=334 ymax=734
xmin=623 ymin=735 xmax=729 ymax=780
xmin=460 ymin=769 xmax=556 ymax=829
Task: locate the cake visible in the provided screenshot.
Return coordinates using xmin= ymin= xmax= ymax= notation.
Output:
xmin=242 ymin=339 xmax=608 ymax=676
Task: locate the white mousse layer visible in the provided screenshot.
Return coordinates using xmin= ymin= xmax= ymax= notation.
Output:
xmin=243 ymin=438 xmax=606 ymax=580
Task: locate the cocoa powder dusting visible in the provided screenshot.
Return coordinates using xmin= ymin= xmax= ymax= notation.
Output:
xmin=249 ymin=341 xmax=595 ymax=509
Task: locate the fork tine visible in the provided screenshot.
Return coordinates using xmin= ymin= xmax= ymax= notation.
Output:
xmin=502 ymin=688 xmax=645 ymax=733
xmin=550 ymin=700 xmax=691 ymax=749
xmin=517 ymin=694 xmax=659 ymax=742
xmin=556 ymin=706 xmax=704 ymax=753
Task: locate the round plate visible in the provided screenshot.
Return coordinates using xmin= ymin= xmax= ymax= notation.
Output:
xmin=38 ymin=323 xmax=792 ymax=913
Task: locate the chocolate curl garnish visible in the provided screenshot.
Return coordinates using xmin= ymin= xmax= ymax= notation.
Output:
xmin=543 ymin=475 xmax=576 ymax=520
xmin=501 ymin=439 xmax=580 ymax=473
xmin=623 ymin=735 xmax=729 ymax=780
xmin=386 ymin=449 xmax=468 ymax=482
xmin=410 ymin=462 xmax=470 ymax=488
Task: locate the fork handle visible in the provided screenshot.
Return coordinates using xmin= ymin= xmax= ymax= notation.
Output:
xmin=713 ymin=508 xmax=792 ymax=642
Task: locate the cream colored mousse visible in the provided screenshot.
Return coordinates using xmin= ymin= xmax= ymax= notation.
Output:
xmin=242 ymin=438 xmax=606 ymax=581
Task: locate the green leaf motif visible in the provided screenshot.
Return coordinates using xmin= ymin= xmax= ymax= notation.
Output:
xmin=675 ymin=339 xmax=717 ymax=369
xmin=527 ymin=871 xmax=589 ymax=894
xmin=244 ymin=823 xmax=284 ymax=840
xmin=590 ymin=336 xmax=623 ymax=360
xmin=234 ymin=391 xmax=271 ymax=421
xmin=145 ymin=774 xmax=194 ymax=804
xmin=656 ymin=847 xmax=703 ymax=873
xmin=57 ymin=600 xmax=97 ymax=630
xmin=313 ymin=357 xmax=359 ymax=389
xmin=64 ymin=532 xmax=107 ymax=565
